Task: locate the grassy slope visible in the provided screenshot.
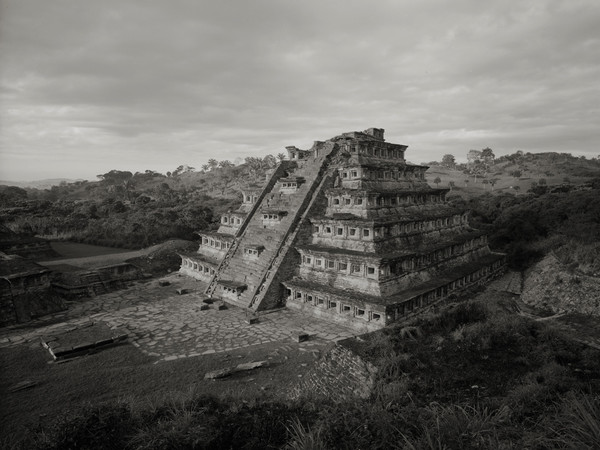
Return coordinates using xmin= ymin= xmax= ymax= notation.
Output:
xmin=0 ymin=338 xmax=318 ymax=442
xmin=425 ymin=153 xmax=600 ymax=199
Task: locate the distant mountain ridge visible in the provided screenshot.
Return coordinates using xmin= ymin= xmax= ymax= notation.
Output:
xmin=0 ymin=179 xmax=84 ymax=189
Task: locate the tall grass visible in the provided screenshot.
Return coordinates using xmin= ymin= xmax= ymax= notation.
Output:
xmin=285 ymin=417 xmax=326 ymax=450
xmin=550 ymin=393 xmax=600 ymax=449
xmin=400 ymin=403 xmax=512 ymax=450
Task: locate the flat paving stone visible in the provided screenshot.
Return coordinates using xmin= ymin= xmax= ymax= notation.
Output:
xmin=0 ymin=274 xmax=359 ymax=357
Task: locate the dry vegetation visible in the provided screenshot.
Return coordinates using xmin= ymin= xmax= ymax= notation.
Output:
xmin=2 ymin=294 xmax=598 ymax=449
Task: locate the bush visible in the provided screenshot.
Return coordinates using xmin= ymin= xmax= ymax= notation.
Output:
xmin=420 ymin=300 xmax=489 ymax=334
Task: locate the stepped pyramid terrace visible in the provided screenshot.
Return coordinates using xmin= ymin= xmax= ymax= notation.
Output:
xmin=180 ymin=128 xmax=505 ymax=330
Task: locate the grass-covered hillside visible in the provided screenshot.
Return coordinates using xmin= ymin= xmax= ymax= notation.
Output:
xmin=424 ymin=151 xmax=600 ymax=199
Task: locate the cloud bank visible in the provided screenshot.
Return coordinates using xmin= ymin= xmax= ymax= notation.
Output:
xmin=1 ymin=0 xmax=599 ymax=180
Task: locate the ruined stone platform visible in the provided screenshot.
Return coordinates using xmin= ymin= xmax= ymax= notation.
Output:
xmin=0 ymin=274 xmax=358 ymax=361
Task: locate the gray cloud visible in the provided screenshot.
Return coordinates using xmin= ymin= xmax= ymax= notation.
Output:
xmin=1 ymin=0 xmax=599 ymax=180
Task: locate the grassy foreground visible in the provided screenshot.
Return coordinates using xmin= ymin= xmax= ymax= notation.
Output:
xmin=3 ymin=294 xmax=599 ymax=449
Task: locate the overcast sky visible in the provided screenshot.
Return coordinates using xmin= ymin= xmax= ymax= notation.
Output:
xmin=1 ymin=1 xmax=599 ymax=181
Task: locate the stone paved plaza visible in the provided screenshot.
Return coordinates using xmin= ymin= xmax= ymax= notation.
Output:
xmin=0 ymin=274 xmax=360 ymax=361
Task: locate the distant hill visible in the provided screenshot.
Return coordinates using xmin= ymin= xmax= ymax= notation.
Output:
xmin=425 ymin=152 xmax=600 ymax=199
xmin=0 ymin=178 xmax=84 ymax=189
xmin=3 ymin=152 xmax=599 ymax=204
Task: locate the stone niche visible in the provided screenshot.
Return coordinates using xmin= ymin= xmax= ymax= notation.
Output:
xmin=261 ymin=210 xmax=287 ymax=226
xmin=217 ymin=280 xmax=247 ymax=302
xmin=278 ymin=176 xmax=305 ymax=193
xmin=244 ymin=245 xmax=265 ymax=259
xmin=198 ymin=232 xmax=233 ymax=258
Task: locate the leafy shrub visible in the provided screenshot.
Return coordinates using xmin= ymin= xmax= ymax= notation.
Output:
xmin=420 ymin=300 xmax=489 ymax=334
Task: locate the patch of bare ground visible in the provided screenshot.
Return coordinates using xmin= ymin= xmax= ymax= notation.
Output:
xmin=37 ymin=239 xmax=196 ymax=271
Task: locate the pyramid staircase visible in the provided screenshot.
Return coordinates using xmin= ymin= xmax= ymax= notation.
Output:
xmin=205 ymin=143 xmax=338 ymax=309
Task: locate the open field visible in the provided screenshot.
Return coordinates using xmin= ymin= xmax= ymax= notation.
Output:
xmin=48 ymin=241 xmax=130 ymax=259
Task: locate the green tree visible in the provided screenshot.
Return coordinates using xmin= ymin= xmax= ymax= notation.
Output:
xmin=481 ymin=147 xmax=495 ymax=164
xmin=218 ymin=160 xmax=234 ymax=169
xmin=97 ymin=170 xmax=134 ymax=200
xmin=263 ymin=154 xmax=278 ymax=169
xmin=433 ymin=176 xmax=441 ymax=187
xmin=0 ymin=186 xmax=28 ymax=206
xmin=441 ymin=154 xmax=456 ymax=168
xmin=207 ymin=159 xmax=218 ymax=171
xmin=244 ymin=157 xmax=264 ymax=177
xmin=172 ymin=165 xmax=195 ymax=176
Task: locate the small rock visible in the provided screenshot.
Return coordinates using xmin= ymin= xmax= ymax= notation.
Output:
xmin=235 ymin=360 xmax=268 ymax=371
xmin=204 ymin=368 xmax=232 ymax=379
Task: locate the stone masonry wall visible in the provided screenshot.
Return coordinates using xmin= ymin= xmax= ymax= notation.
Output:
xmin=289 ymin=340 xmax=378 ymax=401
